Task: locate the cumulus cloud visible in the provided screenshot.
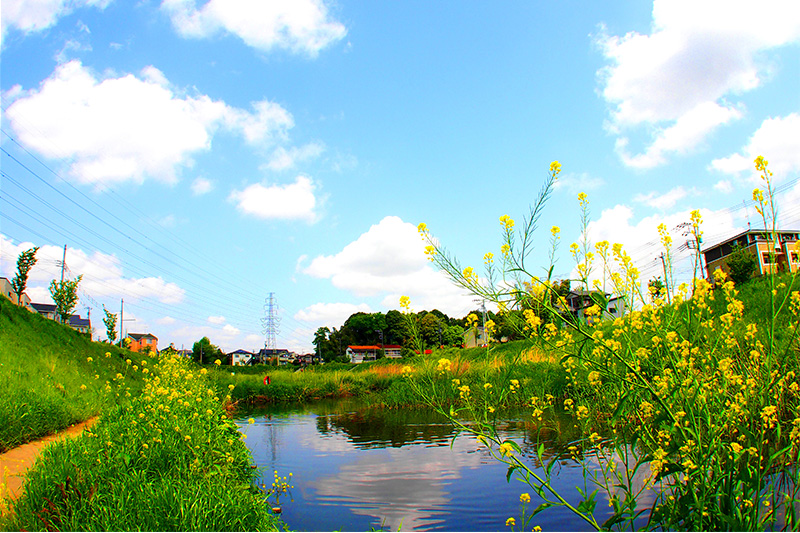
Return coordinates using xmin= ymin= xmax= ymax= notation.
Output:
xmin=208 ymin=315 xmax=226 ymax=324
xmin=553 ymin=172 xmax=605 ymax=195
xmin=229 ymin=175 xmax=318 ymax=222
xmin=303 ymin=216 xmax=475 ymax=316
xmin=1 ymin=0 xmax=110 ymax=47
xmin=580 ymin=203 xmax=739 ymax=284
xmin=0 ymin=235 xmax=186 ymax=305
xmin=162 ymin=0 xmax=347 ymax=56
xmin=266 ymin=142 xmax=325 ymax=171
xmin=191 ymin=177 xmax=214 ymax=195
xmin=3 ymin=60 xmax=294 ymax=186
xmin=711 ymin=113 xmax=800 ymax=181
xmin=633 ymin=186 xmax=690 ymax=210
xmin=294 ymin=302 xmax=372 ymax=328
xmin=596 ymin=0 xmax=800 ymax=167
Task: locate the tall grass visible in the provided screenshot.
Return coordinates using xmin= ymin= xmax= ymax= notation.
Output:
xmin=412 ymin=158 xmax=800 ymax=530
xmin=3 ymin=351 xmax=282 ymax=531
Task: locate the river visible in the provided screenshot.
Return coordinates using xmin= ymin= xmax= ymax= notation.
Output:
xmin=235 ymin=399 xmax=651 ymax=531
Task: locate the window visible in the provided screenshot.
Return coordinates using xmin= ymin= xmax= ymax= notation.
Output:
xmin=762 ymin=252 xmax=775 ymax=264
xmin=792 ymin=252 xmax=799 ymax=264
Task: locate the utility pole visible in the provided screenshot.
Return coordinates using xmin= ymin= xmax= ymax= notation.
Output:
xmin=119 ymin=298 xmax=124 ymax=347
xmin=659 ymin=253 xmax=671 ymax=304
xmin=60 ymin=244 xmax=67 ymax=283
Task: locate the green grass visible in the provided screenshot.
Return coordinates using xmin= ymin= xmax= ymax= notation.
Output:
xmin=3 ymin=351 xmax=282 ymax=531
xmin=0 ymin=298 xmax=156 ymax=452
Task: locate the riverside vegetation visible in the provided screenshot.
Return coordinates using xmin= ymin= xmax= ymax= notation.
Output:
xmin=2 ymin=156 xmax=798 ymax=531
xmin=408 ymin=157 xmax=800 ymax=530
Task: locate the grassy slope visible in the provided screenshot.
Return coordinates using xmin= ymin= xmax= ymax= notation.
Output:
xmin=0 ymin=298 xmax=154 ymax=452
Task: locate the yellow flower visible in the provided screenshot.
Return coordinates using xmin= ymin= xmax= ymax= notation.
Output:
xmin=499 ymin=215 xmax=515 ymax=230
xmin=214 ymin=359 xmax=221 ymax=366
xmin=248 ymin=418 xmax=255 ymax=424
xmin=520 ymin=493 xmax=531 ymax=503
xmin=505 ymin=517 xmax=515 ymax=527
xmin=105 ymin=352 xmax=111 ymax=358
xmin=551 ymin=225 xmax=560 ymax=236
xmin=484 ymin=252 xmax=494 ymax=264
xmin=437 ymin=358 xmax=452 ymax=373
xmin=499 ymin=442 xmax=515 ymax=457
xmin=80 ymin=384 xmax=87 ymax=390
xmin=754 ymin=155 xmax=768 ymax=172
xmin=424 ymin=245 xmax=436 ymax=260
xmin=399 ymin=295 xmax=411 ymax=310
xmin=87 ymin=357 xmax=93 ymax=362
xmin=549 ymin=160 xmax=561 ymax=175
xmin=501 ymin=244 xmax=511 ymax=256
xmin=417 ymin=222 xmax=428 ymax=234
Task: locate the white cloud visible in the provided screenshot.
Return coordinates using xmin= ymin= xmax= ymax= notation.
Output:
xmin=162 ymin=0 xmax=347 ymax=56
xmin=3 ymin=61 xmax=294 ymax=186
xmin=553 ymin=172 xmax=605 ymax=195
xmin=222 ymin=323 xmax=240 ymax=335
xmin=191 ymin=177 xmax=214 ymax=195
xmin=580 ymin=203 xmax=739 ymax=285
xmin=208 ymin=315 xmax=226 ymax=324
xmin=633 ymin=186 xmax=689 ymax=210
xmin=294 ymin=302 xmax=372 ymax=328
xmin=711 ymin=113 xmax=800 ymax=181
xmin=267 ymin=142 xmax=325 ymax=171
xmin=0 ymin=235 xmax=186 ymax=305
xmin=1 ymin=0 xmax=110 ymax=47
xmin=303 ymin=216 xmax=475 ymax=316
xmin=615 ymin=102 xmax=742 ymax=169
xmin=157 ymin=316 xmax=177 ymax=325
xmin=229 ymin=175 xmax=318 ymax=222
xmin=713 ymin=180 xmax=734 ymax=194
xmin=596 ymin=0 xmax=800 ymax=167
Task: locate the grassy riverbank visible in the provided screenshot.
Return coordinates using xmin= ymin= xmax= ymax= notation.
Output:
xmin=210 ymin=341 xmax=568 ymax=410
xmin=0 ymin=298 xmax=155 ymax=452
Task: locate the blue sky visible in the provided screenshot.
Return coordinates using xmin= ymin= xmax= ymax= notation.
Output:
xmin=1 ymin=0 xmax=799 ymax=353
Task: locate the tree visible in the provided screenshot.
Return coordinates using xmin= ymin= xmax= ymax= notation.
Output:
xmin=11 ymin=247 xmax=39 ymax=305
xmin=314 ymin=327 xmax=331 ymax=361
xmin=103 ymin=307 xmax=118 ymax=344
xmin=49 ymin=275 xmax=82 ymax=324
xmin=726 ymin=243 xmax=757 ymax=286
xmin=192 ymin=336 xmax=223 ymax=365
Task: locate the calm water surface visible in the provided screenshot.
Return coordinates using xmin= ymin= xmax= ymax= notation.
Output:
xmin=235 ymin=399 xmax=646 ymax=532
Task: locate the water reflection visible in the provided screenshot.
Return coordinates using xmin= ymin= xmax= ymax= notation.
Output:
xmin=237 ymin=401 xmax=648 ymax=531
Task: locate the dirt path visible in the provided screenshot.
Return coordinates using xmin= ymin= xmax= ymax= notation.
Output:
xmin=0 ymin=417 xmax=99 ymax=508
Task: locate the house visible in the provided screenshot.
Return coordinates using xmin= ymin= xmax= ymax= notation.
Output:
xmin=702 ymin=229 xmax=800 ymax=279
xmin=0 ymin=277 xmax=32 ymax=309
xmin=126 ymin=333 xmax=158 ymax=353
xmin=463 ymin=326 xmax=486 ymax=348
xmin=31 ymin=302 xmax=58 ymax=321
xmin=255 ymin=348 xmax=292 ymax=365
xmin=346 ymin=345 xmax=379 ymax=364
xmin=564 ymin=290 xmax=625 ymax=320
xmin=228 ymin=349 xmax=253 ymax=366
xmin=31 ymin=302 xmax=91 ymax=334
xmin=383 ymin=344 xmax=403 ymax=359
xmin=68 ymin=315 xmax=92 ymax=335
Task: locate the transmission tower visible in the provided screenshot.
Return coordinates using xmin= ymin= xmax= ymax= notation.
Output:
xmin=261 ymin=292 xmax=281 ymax=350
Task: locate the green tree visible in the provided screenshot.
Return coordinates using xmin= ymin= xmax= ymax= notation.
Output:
xmin=103 ymin=307 xmax=118 ymax=344
xmin=192 ymin=336 xmax=223 ymax=365
xmin=11 ymin=247 xmax=39 ymax=306
xmin=49 ymin=275 xmax=83 ymax=324
xmin=419 ymin=312 xmax=442 ymax=348
xmin=314 ymin=326 xmax=332 ymax=361
xmin=726 ymin=243 xmax=757 ymax=286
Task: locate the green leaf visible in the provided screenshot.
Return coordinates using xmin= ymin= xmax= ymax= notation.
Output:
xmin=530 ymin=502 xmax=553 ymax=517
